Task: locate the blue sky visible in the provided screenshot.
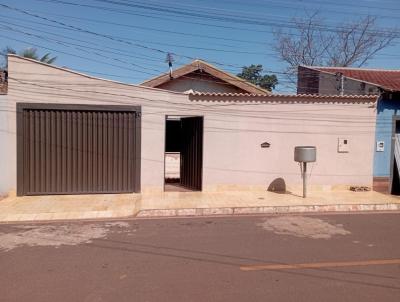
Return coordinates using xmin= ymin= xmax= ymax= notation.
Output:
xmin=0 ymin=0 xmax=399 ymax=92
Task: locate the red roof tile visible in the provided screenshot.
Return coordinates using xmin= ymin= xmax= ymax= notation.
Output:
xmin=188 ymin=92 xmax=377 ymax=104
xmin=189 ymin=91 xmax=377 ymax=99
xmin=309 ymin=67 xmax=400 ymax=92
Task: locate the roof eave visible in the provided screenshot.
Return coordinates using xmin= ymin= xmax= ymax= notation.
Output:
xmin=141 ymin=59 xmax=270 ymax=95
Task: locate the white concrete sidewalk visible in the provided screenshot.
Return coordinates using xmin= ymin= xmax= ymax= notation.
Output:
xmin=0 ymin=188 xmax=400 ymax=223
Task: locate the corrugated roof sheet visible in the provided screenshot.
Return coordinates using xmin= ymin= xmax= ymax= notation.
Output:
xmin=308 ymin=67 xmax=400 ymax=92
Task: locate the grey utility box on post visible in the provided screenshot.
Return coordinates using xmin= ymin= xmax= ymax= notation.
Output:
xmin=294 ymin=146 xmax=316 ymax=198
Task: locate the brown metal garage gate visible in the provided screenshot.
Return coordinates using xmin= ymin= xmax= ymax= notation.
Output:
xmin=17 ymin=103 xmax=141 ymax=196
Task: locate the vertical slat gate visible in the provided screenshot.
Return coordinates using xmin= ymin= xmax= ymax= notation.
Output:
xmin=180 ymin=117 xmax=203 ymax=191
xmin=18 ymin=106 xmax=140 ymax=195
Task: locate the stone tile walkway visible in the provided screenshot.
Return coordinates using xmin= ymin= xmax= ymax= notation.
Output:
xmin=0 ymin=189 xmax=399 ymax=223
xmin=0 ymin=193 xmax=140 ymax=223
xmin=138 ymin=189 xmax=400 ymax=217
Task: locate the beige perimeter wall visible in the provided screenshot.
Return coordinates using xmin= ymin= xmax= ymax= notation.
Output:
xmin=0 ymin=56 xmax=377 ymax=195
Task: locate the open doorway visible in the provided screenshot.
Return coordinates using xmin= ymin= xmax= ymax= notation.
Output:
xmin=391 ymin=118 xmax=400 ymax=194
xmin=164 ymin=116 xmax=203 ymax=192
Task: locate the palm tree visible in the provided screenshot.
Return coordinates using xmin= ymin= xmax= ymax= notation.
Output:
xmin=19 ymin=48 xmax=57 ymax=64
xmin=1 ymin=47 xmax=57 ymax=69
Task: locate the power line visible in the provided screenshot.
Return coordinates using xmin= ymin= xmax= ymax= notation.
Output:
xmin=33 ymin=0 xmax=400 ymax=37
xmin=89 ymin=0 xmax=400 ymax=36
xmin=0 ymin=7 xmax=269 ymax=56
xmin=0 ymin=14 xmax=167 ymax=65
xmin=35 ymin=0 xmax=400 ymax=37
xmin=22 ymin=7 xmax=267 ymax=46
xmin=0 ymin=32 xmax=161 ymax=76
xmin=8 ymin=8 xmax=399 ymax=59
xmin=131 ymin=0 xmax=400 ymax=19
xmin=9 ymin=77 xmax=377 ymax=123
xmin=0 ymin=22 xmax=167 ymax=74
xmin=0 ymin=3 xmax=251 ymax=69
xmin=0 ymin=28 xmax=392 ymax=95
xmin=1 ymin=3 xmax=397 ymax=93
xmin=1 ymin=27 xmax=392 ymax=96
xmin=7 ymin=1 xmax=396 ymax=66
xmin=32 ymin=0 xmax=278 ymax=34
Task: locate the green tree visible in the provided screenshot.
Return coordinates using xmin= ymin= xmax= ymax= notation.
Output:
xmin=237 ymin=64 xmax=278 ymax=91
xmin=1 ymin=47 xmax=57 ymax=69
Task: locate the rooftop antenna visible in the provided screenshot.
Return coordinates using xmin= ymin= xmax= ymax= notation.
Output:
xmin=165 ymin=53 xmax=175 ymax=79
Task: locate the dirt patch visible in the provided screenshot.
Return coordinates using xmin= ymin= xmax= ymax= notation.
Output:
xmin=258 ymin=216 xmax=350 ymax=239
xmin=0 ymin=221 xmax=130 ymax=252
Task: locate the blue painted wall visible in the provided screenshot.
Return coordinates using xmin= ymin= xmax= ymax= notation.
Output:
xmin=373 ymin=97 xmax=399 ymax=177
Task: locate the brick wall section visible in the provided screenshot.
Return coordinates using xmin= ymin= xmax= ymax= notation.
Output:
xmin=297 ymin=66 xmax=319 ymax=94
xmin=0 ymin=83 xmax=7 ymax=94
xmin=373 ymin=177 xmax=390 ymax=194
xmin=0 ymin=70 xmax=7 ymax=94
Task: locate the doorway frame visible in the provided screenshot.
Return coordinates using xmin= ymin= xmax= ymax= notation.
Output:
xmin=163 ymin=115 xmax=204 ymax=192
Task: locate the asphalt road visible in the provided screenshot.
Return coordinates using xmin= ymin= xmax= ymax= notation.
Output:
xmin=0 ymin=212 xmax=399 ymax=302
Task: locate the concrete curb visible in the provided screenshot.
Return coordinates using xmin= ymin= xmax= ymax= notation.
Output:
xmin=0 ymin=210 xmax=137 ymax=224
xmin=136 ymin=203 xmax=400 ymax=217
xmin=1 ymin=203 xmax=400 ymax=224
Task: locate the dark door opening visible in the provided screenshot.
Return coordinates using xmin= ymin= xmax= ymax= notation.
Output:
xmin=164 ymin=116 xmax=203 ymax=192
xmin=391 ymin=119 xmax=400 ymax=194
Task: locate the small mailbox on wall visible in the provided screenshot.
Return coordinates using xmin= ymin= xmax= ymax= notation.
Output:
xmin=261 ymin=142 xmax=271 ymax=148
xmin=376 ymin=141 xmax=384 ymax=152
xmin=338 ymin=138 xmax=349 ymax=153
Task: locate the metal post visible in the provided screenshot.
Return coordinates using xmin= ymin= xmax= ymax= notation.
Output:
xmin=302 ymin=162 xmax=307 ymax=198
xmin=340 ymin=73 xmax=344 ymax=96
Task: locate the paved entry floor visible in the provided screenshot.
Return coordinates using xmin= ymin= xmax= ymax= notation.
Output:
xmin=0 ymin=194 xmax=140 ymax=222
xmin=0 ymin=213 xmax=399 ymax=302
xmin=164 ymin=183 xmax=194 ymax=192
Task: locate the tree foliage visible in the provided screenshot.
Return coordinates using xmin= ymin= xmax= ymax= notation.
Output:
xmin=237 ymin=64 xmax=278 ymax=91
xmin=1 ymin=47 xmax=57 ymax=69
xmin=273 ymin=12 xmax=397 ymax=80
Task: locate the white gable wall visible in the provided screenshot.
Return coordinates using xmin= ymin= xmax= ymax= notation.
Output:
xmin=155 ymin=73 xmax=243 ymax=93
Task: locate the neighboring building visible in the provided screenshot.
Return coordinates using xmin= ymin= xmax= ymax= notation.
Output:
xmin=141 ymin=59 xmax=269 ymax=95
xmin=298 ymin=66 xmax=400 ymax=193
xmin=296 ymin=66 xmax=400 ymax=95
xmin=0 ymin=55 xmax=377 ymax=198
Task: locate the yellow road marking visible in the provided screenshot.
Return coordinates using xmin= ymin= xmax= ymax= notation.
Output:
xmin=240 ymin=259 xmax=400 ymax=271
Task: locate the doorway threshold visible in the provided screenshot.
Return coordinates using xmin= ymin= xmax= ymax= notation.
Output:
xmin=164 ymin=183 xmax=195 ymax=192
